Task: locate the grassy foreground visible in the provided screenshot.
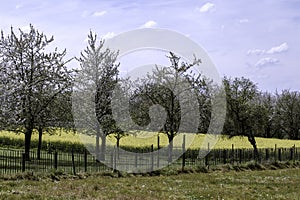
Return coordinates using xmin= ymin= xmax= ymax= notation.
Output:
xmin=0 ymin=167 xmax=299 ymax=199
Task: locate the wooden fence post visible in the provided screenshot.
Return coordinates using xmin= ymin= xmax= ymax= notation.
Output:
xmin=22 ymin=153 xmax=26 ymax=172
xmin=231 ymin=144 xmax=234 ymax=164
xmin=71 ymin=149 xmax=76 ymax=175
xmin=54 ymin=151 xmax=58 ymax=170
xmin=182 ymin=135 xmax=186 ymax=171
xmin=266 ymin=149 xmax=269 ymax=161
xmin=293 ymin=145 xmax=296 ymax=163
xmin=239 ymin=149 xmax=242 ymax=164
xmin=113 ymin=147 xmax=117 ymax=171
xmin=205 ymin=142 xmax=209 ymax=167
xmin=151 ymin=144 xmax=154 ymax=171
xmin=223 ymin=149 xmax=227 ymax=164
xmin=135 ymin=153 xmax=138 ymax=168
xmin=290 ymin=146 xmax=293 ymax=161
xmin=157 ymin=135 xmax=160 ymax=168
xmin=274 ymin=144 xmax=277 ymax=162
xmin=278 ymin=148 xmax=282 ymax=162
xmin=111 ymin=149 xmax=114 ymax=169
xmin=84 ymin=150 xmax=87 ymax=172
xmin=295 ymin=147 xmax=298 ymax=161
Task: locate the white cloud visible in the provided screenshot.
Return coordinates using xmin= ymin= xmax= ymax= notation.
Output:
xmin=266 ymin=42 xmax=289 ymax=54
xmin=140 ymin=20 xmax=157 ymax=28
xmin=255 ymin=57 xmax=279 ymax=67
xmin=197 ymin=2 xmax=215 ymax=13
xmin=221 ymin=25 xmax=225 ymax=31
xmin=247 ymin=42 xmax=289 ymax=56
xmin=239 ymin=19 xmax=249 ymax=23
xmin=93 ymin=11 xmax=107 ymax=17
xmin=247 ymin=49 xmax=265 ymax=55
xmin=102 ymin=32 xmax=115 ymax=40
xmin=81 ymin=10 xmax=90 ymax=18
xmin=15 ymin=4 xmax=23 ymax=9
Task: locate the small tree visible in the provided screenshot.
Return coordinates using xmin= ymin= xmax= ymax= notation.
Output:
xmin=275 ymin=90 xmax=300 ymax=140
xmin=35 ymin=90 xmax=74 ymax=159
xmin=223 ymin=77 xmax=260 ymax=160
xmin=130 ymin=52 xmax=201 ymax=162
xmin=258 ymin=92 xmax=282 ymax=138
xmin=0 ymin=25 xmax=73 ymax=159
xmin=76 ymin=31 xmax=119 ymax=161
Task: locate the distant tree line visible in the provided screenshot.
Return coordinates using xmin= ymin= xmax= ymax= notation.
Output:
xmin=0 ymin=24 xmax=299 ymax=161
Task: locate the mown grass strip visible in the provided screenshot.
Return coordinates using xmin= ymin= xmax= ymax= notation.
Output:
xmin=0 ymin=162 xmax=299 ymax=200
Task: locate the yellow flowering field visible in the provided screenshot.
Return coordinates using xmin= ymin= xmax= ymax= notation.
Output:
xmin=1 ymin=130 xmax=300 ymax=150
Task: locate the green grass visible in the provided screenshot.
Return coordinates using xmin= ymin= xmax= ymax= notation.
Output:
xmin=0 ymin=167 xmax=299 ymax=199
xmin=2 ymin=130 xmax=300 ymax=150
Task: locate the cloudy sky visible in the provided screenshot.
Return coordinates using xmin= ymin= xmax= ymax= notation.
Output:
xmin=0 ymin=0 xmax=299 ymax=92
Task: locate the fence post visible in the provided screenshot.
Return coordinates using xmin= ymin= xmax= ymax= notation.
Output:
xmin=84 ymin=150 xmax=88 ymax=172
xmin=290 ymin=146 xmax=293 ymax=161
xmin=113 ymin=147 xmax=117 ymax=172
xmin=182 ymin=135 xmax=186 ymax=171
xmin=157 ymin=135 xmax=160 ymax=168
xmin=111 ymin=149 xmax=114 ymax=169
xmin=231 ymin=144 xmax=234 ymax=164
xmin=54 ymin=151 xmax=58 ymax=170
xmin=293 ymin=145 xmax=296 ymax=163
xmin=223 ymin=149 xmax=227 ymax=164
xmin=274 ymin=144 xmax=277 ymax=162
xmin=278 ymin=148 xmax=282 ymax=162
xmin=266 ymin=149 xmax=269 ymax=161
xmin=22 ymin=153 xmax=26 ymax=172
xmin=205 ymin=142 xmax=209 ymax=167
xmin=239 ymin=149 xmax=242 ymax=164
xmin=295 ymin=146 xmax=298 ymax=161
xmin=71 ymin=149 xmax=76 ymax=175
xmin=4 ymin=151 xmax=8 ymax=173
xmin=135 ymin=153 xmax=138 ymax=169
xmin=151 ymin=144 xmax=154 ymax=172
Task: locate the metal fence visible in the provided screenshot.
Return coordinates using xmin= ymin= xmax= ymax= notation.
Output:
xmin=1 ymin=144 xmax=299 ymax=174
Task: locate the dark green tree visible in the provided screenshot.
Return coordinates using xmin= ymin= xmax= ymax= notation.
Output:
xmin=275 ymin=90 xmax=300 ymax=140
xmin=223 ymin=77 xmax=260 ymax=160
xmin=258 ymin=92 xmax=282 ymax=138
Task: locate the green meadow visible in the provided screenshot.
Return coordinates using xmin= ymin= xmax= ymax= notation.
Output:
xmin=0 ymin=167 xmax=299 ymax=200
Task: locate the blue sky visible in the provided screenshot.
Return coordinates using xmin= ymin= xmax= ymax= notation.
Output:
xmin=1 ymin=0 xmax=300 ymax=92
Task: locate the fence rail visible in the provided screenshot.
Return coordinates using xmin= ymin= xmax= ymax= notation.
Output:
xmin=1 ymin=144 xmax=299 ymax=174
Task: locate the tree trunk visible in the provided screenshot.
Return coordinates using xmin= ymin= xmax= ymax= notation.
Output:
xmin=96 ymin=134 xmax=100 ymax=161
xmin=265 ymin=126 xmax=271 ymax=138
xmin=294 ymin=129 xmax=299 ymax=140
xmin=247 ymin=133 xmax=260 ymax=162
xmin=100 ymin=133 xmax=106 ymax=161
xmin=116 ymin=137 xmax=120 ymax=159
xmin=116 ymin=137 xmax=120 ymax=148
xmin=37 ymin=127 xmax=43 ymax=160
xmin=168 ymin=135 xmax=174 ymax=163
xmin=24 ymin=128 xmax=33 ymax=161
xmin=95 ymin=123 xmax=100 ymax=161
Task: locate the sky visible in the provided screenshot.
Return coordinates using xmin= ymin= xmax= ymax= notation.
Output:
xmin=0 ymin=0 xmax=300 ymax=92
